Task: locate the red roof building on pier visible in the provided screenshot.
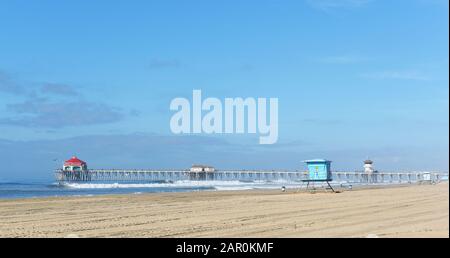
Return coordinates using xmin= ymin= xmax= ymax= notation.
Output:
xmin=63 ymin=156 xmax=87 ymax=171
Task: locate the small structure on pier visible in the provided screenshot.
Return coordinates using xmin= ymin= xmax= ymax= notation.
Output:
xmin=190 ymin=165 xmax=215 ymax=173
xmin=364 ymin=159 xmax=375 ymax=174
xmin=189 ymin=165 xmax=215 ymax=180
xmin=63 ymin=156 xmax=87 ymax=172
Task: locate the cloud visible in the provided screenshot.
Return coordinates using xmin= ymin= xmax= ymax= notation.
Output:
xmin=0 ymin=97 xmax=124 ymax=128
xmin=240 ymin=64 xmax=255 ymax=71
xmin=0 ymin=72 xmax=80 ymax=97
xmin=40 ymin=83 xmax=79 ymax=96
xmin=0 ymin=133 xmax=309 ymax=181
xmin=306 ymin=0 xmax=373 ymax=11
xmin=0 ymin=133 xmax=447 ymax=181
xmin=0 ymin=71 xmax=26 ymax=95
xmin=148 ymin=59 xmax=181 ymax=69
xmin=0 ymin=71 xmax=130 ymax=128
xmin=360 ymin=70 xmax=431 ymax=81
xmin=302 ymin=118 xmax=343 ymax=125
xmin=0 ymin=133 xmax=235 ymax=180
xmin=417 ymin=0 xmax=449 ymax=6
xmin=318 ymin=55 xmax=364 ymax=64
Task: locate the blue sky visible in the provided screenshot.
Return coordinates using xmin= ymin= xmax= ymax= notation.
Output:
xmin=0 ymin=0 xmax=448 ymax=181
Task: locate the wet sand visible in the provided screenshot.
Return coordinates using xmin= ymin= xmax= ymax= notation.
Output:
xmin=0 ymin=182 xmax=448 ymax=238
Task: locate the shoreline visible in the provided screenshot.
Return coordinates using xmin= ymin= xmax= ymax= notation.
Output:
xmin=0 ymin=182 xmax=448 ymax=238
xmin=0 ymin=180 xmax=437 ymax=201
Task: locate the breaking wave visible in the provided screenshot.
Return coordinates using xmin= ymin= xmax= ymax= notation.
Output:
xmin=61 ymin=180 xmax=300 ymax=191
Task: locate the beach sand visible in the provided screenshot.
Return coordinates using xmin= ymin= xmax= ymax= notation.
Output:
xmin=0 ymin=182 xmax=448 ymax=238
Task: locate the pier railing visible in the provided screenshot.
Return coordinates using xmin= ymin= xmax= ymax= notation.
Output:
xmin=55 ymin=169 xmax=446 ymax=184
xmin=332 ymin=172 xmax=445 ymax=184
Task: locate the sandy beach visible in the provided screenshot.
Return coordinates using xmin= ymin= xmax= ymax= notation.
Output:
xmin=0 ymin=182 xmax=448 ymax=238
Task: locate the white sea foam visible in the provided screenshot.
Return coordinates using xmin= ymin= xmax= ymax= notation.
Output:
xmin=62 ymin=179 xmax=395 ymax=192
xmin=62 ymin=180 xmax=299 ymax=191
xmin=59 ymin=179 xmax=417 ymax=193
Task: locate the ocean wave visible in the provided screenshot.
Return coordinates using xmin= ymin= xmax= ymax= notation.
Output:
xmin=61 ymin=180 xmax=298 ymax=190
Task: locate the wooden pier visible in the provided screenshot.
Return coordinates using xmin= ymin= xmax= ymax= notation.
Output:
xmin=55 ymin=169 xmax=307 ymax=182
xmin=54 ymin=169 xmax=445 ymax=184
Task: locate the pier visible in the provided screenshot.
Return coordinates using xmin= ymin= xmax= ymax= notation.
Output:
xmin=55 ymin=169 xmax=306 ymax=182
xmin=54 ymin=169 xmax=445 ymax=184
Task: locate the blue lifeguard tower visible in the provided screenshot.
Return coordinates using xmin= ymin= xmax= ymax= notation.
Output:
xmin=302 ymin=159 xmax=335 ymax=192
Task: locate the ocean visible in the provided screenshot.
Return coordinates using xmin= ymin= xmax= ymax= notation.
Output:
xmin=1 ymin=172 xmax=447 ymax=199
xmin=0 ymin=180 xmax=304 ymax=199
